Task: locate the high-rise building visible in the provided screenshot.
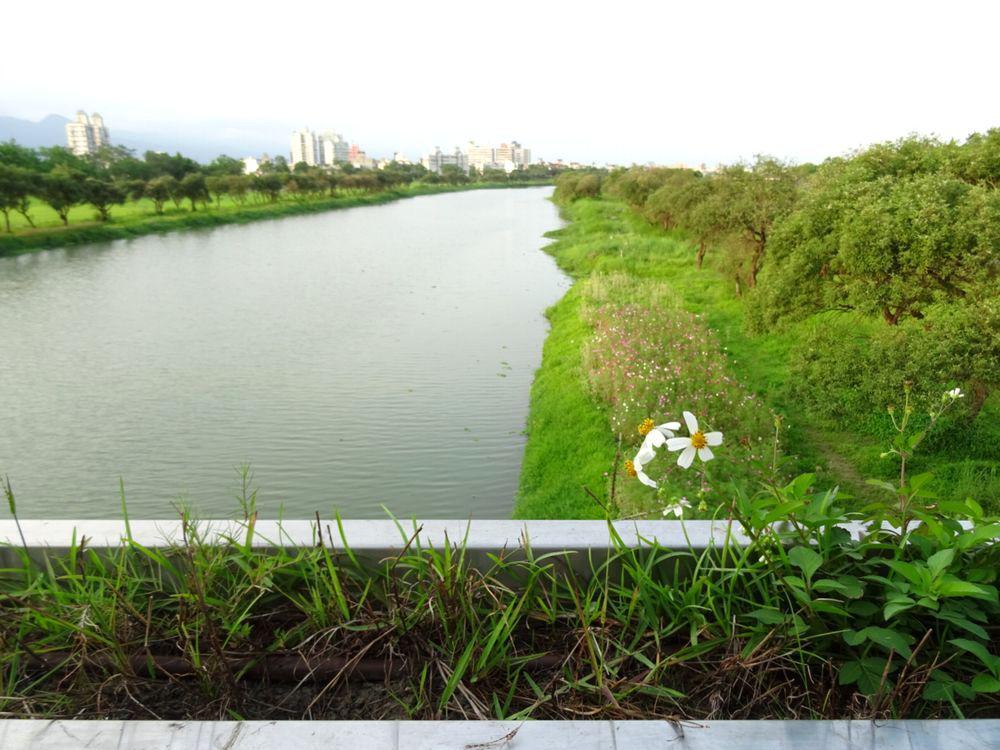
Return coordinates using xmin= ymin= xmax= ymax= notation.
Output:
xmin=493 ymin=143 xmax=514 ymax=164
xmin=464 ymin=140 xmax=532 ymax=172
xmin=422 ymin=147 xmax=469 ymax=174
xmin=290 ymin=128 xmax=319 ymax=167
xmin=511 ymin=141 xmax=531 ymax=167
xmin=65 ymin=111 xmax=110 ymax=156
xmin=466 ymin=142 xmax=494 ymax=171
xmin=317 ymin=131 xmax=350 ymax=165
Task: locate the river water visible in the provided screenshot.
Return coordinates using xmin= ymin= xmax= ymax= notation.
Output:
xmin=0 ymin=187 xmax=568 ymax=518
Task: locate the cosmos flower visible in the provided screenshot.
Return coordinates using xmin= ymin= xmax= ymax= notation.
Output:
xmin=662 ymin=498 xmax=691 ymax=518
xmin=630 ymin=419 xmax=681 ymax=488
xmin=665 ymin=411 xmax=723 ymax=469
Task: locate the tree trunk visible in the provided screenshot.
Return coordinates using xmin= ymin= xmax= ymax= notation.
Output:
xmin=1 ymin=209 xmax=10 ymax=233
xmin=881 ymin=307 xmax=901 ymax=325
xmin=969 ymin=379 xmax=989 ymax=419
xmin=696 ymin=239 xmax=706 ymax=269
xmin=190 ymin=198 xmax=197 ymax=212
xmin=60 ymin=210 xmax=69 ymax=226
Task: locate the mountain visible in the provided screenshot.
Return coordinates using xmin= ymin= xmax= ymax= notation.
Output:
xmin=0 ymin=114 xmax=286 ymax=163
xmin=0 ymin=114 xmax=71 ymax=149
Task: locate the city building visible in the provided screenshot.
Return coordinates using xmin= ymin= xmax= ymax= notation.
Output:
xmin=318 ymin=131 xmax=350 ymax=165
xmin=422 ymin=147 xmax=469 ymax=174
xmin=290 ymin=128 xmax=319 ymax=167
xmin=465 ymin=142 xmax=495 ymax=171
xmin=348 ymin=143 xmax=373 ymax=168
xmin=464 ymin=140 xmax=532 ymax=172
xmin=65 ymin=111 xmax=109 ymax=156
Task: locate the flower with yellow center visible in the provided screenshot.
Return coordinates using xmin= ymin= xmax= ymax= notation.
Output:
xmin=629 ymin=419 xmax=681 ymax=488
xmin=665 ymin=411 xmax=723 ymax=469
xmin=625 ymin=460 xmax=638 ymax=478
xmin=637 ymin=418 xmax=655 ymax=436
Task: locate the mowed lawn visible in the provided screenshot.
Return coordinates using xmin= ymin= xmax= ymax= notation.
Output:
xmin=7 ymin=194 xmax=292 ymax=233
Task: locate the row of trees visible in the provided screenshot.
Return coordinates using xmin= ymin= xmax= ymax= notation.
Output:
xmin=0 ymin=142 xmax=559 ymax=231
xmin=554 ymin=130 xmax=999 ymax=416
xmin=556 ymin=131 xmax=998 ymax=323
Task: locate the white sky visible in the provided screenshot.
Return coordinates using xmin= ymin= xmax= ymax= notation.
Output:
xmin=2 ymin=0 xmax=998 ymax=165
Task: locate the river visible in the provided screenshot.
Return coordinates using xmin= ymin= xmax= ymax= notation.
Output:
xmin=0 ymin=186 xmax=568 ymax=518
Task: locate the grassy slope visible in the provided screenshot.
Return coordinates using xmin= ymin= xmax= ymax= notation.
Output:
xmin=515 ymin=197 xmax=998 ymax=518
xmin=0 ymin=181 xmax=548 ymax=256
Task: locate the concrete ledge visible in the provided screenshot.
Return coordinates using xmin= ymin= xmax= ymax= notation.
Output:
xmin=0 ymin=519 xmax=754 ymax=569
xmin=0 ymin=719 xmax=996 ymax=749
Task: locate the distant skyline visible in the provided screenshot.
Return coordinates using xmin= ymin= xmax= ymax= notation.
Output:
xmin=2 ymin=0 xmax=998 ymax=166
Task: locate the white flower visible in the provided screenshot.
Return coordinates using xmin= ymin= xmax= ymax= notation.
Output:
xmin=665 ymin=411 xmax=723 ymax=469
xmin=946 ymin=388 xmax=964 ymax=400
xmin=662 ymin=498 xmax=691 ymax=518
xmin=630 ymin=420 xmax=681 ymax=489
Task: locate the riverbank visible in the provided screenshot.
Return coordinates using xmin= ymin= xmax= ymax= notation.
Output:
xmin=0 ymin=181 xmax=549 ymax=257
xmin=514 ymin=197 xmax=999 ymax=519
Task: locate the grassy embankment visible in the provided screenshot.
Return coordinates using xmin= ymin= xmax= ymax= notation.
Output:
xmin=0 ymin=181 xmax=548 ymax=256
xmin=515 ymin=198 xmax=999 ymax=519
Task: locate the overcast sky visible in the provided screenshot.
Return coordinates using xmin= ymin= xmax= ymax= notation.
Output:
xmin=2 ymin=0 xmax=997 ymax=165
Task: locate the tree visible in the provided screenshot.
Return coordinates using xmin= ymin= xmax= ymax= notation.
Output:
xmin=143 ymin=151 xmax=200 ymax=181
xmin=835 ymin=174 xmax=991 ymax=324
xmin=0 ymin=165 xmax=40 ymax=232
xmin=178 ymin=173 xmax=210 ymax=211
xmin=205 ymin=175 xmax=229 ymax=207
xmin=39 ymin=146 xmax=96 ymax=176
xmin=38 ymin=169 xmax=83 ymax=226
xmin=713 ymin=157 xmax=798 ymax=288
xmin=0 ymin=165 xmax=28 ymax=232
xmin=81 ymin=177 xmax=126 ymax=221
xmin=0 ymin=140 xmax=43 ymax=171
xmin=226 ymin=174 xmax=249 ymax=205
xmin=144 ymin=175 xmax=176 ymax=214
xmin=206 ymin=155 xmax=244 ymax=176
xmin=439 ymin=165 xmax=468 ymax=185
xmin=253 ymin=173 xmax=284 ymax=203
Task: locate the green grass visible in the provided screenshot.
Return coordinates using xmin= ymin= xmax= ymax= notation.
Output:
xmin=0 ymin=181 xmax=549 ymax=256
xmin=2 ymin=477 xmax=996 ymax=720
xmin=515 ymin=284 xmax=614 ymax=519
xmin=516 ymin=197 xmax=999 ymax=518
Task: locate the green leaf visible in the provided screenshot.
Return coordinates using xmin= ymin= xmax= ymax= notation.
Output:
xmin=788 ymin=546 xmax=823 ymax=581
xmin=860 ymin=626 xmax=913 ymax=658
xmin=948 ymin=638 xmax=1000 ymax=674
xmin=927 ymin=548 xmax=955 ymax=579
xmin=972 ymin=674 xmax=1000 ymax=693
xmin=866 ymin=479 xmax=897 ymax=493
xmin=883 ymin=560 xmax=926 ymax=588
xmin=840 ymin=657 xmax=893 ymax=695
xmin=813 ymin=578 xmax=848 ymax=594
xmin=843 ymin=629 xmax=866 ymax=646
xmin=813 ymin=576 xmax=862 ymax=598
xmin=937 ymin=575 xmax=998 ymax=602
xmin=955 ymin=524 xmax=1000 ymax=551
xmin=884 ymin=596 xmax=915 ymax=620
xmin=936 ymin=608 xmax=989 ymax=639
xmin=749 ymin=608 xmax=785 ymax=625
xmin=849 ymin=600 xmax=880 ymax=617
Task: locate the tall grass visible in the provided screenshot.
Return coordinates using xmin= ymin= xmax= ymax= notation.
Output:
xmin=2 ymin=476 xmax=997 ymax=721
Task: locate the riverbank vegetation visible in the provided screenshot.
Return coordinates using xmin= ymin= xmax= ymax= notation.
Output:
xmin=2 ymin=470 xmax=997 ymax=721
xmin=0 ymin=141 xmax=558 ymax=255
xmin=519 ymin=130 xmax=998 ymax=520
